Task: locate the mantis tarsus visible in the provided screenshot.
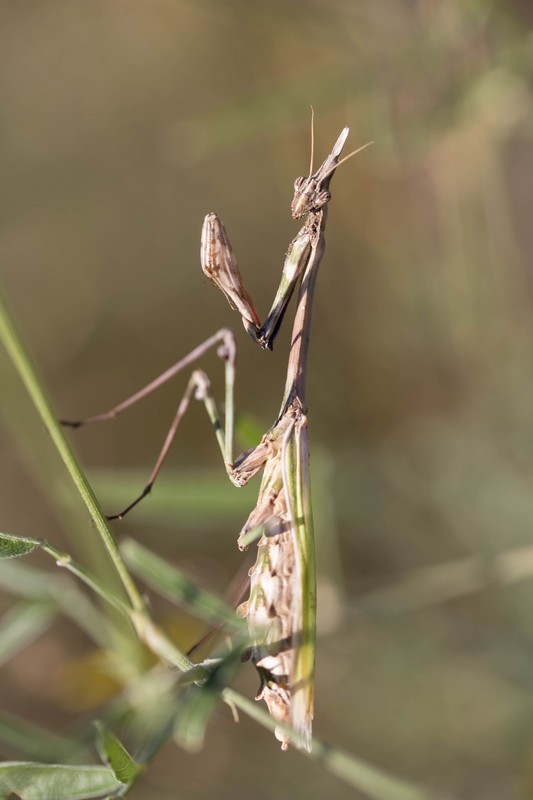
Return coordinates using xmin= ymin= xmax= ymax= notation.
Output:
xmin=63 ymin=125 xmax=371 ymax=751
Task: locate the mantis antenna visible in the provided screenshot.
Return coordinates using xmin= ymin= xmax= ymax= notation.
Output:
xmin=319 ymin=139 xmax=374 ymax=182
xmin=308 ymin=106 xmax=315 ymax=178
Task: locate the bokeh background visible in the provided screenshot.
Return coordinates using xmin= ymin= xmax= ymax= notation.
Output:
xmin=1 ymin=1 xmax=533 ymax=798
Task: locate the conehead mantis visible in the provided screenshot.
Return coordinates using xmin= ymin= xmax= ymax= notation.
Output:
xmin=62 ymin=123 xmax=371 ymax=750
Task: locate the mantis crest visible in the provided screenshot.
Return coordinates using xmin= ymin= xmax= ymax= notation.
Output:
xmin=63 ymin=124 xmax=371 ymax=751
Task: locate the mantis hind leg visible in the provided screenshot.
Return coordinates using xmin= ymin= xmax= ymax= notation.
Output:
xmin=61 ymin=328 xmax=238 ymax=519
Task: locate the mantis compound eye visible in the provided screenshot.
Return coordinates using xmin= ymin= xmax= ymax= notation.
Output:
xmin=293 ymin=176 xmax=307 ymax=193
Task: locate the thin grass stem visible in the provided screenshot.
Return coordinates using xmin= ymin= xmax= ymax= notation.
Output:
xmin=0 ymin=290 xmax=144 ymax=614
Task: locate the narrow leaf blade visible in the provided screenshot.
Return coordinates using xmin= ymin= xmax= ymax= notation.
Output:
xmin=96 ymin=725 xmax=140 ymax=785
xmin=0 ymin=532 xmax=40 ymax=560
xmin=283 ymin=419 xmax=316 ymax=752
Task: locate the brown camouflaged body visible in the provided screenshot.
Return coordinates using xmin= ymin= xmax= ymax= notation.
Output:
xmin=237 ymin=447 xmax=297 ymax=749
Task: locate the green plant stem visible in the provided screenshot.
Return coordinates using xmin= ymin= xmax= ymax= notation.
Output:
xmin=40 ymin=542 xmax=131 ymax=618
xmin=35 ymin=538 xmax=192 ymax=673
xmin=0 ymin=292 xmax=144 ymax=614
xmin=222 ymin=690 xmax=443 ymax=800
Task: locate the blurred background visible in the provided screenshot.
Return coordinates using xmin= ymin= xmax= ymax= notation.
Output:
xmin=1 ymin=1 xmax=533 ymax=798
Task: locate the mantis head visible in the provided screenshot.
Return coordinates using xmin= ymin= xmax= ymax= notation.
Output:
xmin=290 ymin=126 xmax=372 ymax=219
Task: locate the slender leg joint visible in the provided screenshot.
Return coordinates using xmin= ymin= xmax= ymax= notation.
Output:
xmin=216 ymin=328 xmax=237 ymax=364
xmin=107 ymin=483 xmax=152 ymax=521
xmin=192 ymin=369 xmax=211 ymax=401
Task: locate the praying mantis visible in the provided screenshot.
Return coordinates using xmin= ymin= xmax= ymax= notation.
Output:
xmin=63 ymin=124 xmax=371 ymax=751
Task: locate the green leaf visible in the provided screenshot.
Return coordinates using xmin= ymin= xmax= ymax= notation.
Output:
xmin=0 ymin=763 xmax=122 ymax=800
xmin=0 ymin=532 xmax=40 ymax=560
xmin=96 ymin=725 xmax=140 ymax=785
